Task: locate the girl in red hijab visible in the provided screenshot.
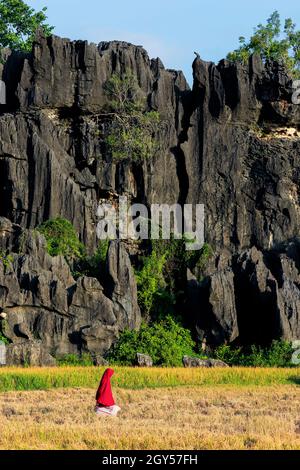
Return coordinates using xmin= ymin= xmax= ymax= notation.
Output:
xmin=95 ymin=368 xmax=121 ymax=416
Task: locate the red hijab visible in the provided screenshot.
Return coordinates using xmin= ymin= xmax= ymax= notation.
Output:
xmin=96 ymin=368 xmax=115 ymax=407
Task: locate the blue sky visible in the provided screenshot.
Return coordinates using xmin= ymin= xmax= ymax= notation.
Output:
xmin=27 ymin=0 xmax=300 ymax=84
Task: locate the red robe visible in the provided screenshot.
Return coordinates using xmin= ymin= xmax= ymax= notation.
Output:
xmin=95 ymin=368 xmax=115 ymax=407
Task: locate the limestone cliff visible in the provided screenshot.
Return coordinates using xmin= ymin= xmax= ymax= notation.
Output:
xmin=0 ymin=32 xmax=300 ymax=364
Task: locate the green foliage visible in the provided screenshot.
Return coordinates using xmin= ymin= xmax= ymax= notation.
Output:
xmin=0 ymin=319 xmax=9 ymax=344
xmin=151 ymin=237 xmax=193 ymax=318
xmin=227 ymin=11 xmax=300 ymax=78
xmin=104 ymin=72 xmax=144 ymax=114
xmin=37 ymin=218 xmax=110 ymax=281
xmin=0 ymin=0 xmax=53 ymax=52
xmin=0 ymin=250 xmax=13 ymax=272
xmin=135 ymin=249 xmax=168 ymax=318
xmin=107 ymin=316 xmax=197 ymax=366
xmin=194 ymin=243 xmax=214 ymax=274
xmin=177 ymin=241 xmax=214 ymax=281
xmin=37 ymin=218 xmax=85 ymax=262
xmin=136 ymin=238 xmax=214 ymax=320
xmin=74 ymin=240 xmax=109 ymax=280
xmin=214 ymin=344 xmax=246 ymax=366
xmin=104 ymin=72 xmax=161 ymax=161
xmin=0 ymin=333 xmax=9 ymax=345
xmin=214 ymin=341 xmax=295 ymax=367
xmin=56 ymin=353 xmax=94 ymax=367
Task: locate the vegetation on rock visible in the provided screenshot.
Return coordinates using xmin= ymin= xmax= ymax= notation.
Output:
xmin=135 ymin=248 xmax=169 ymax=319
xmin=73 ymin=239 xmax=110 ymax=281
xmin=37 ymin=218 xmax=110 ymax=281
xmin=135 ymin=238 xmax=214 ymax=321
xmin=104 ymin=72 xmax=161 ymax=161
xmin=0 ymin=249 xmax=13 ymax=273
xmin=37 ymin=218 xmax=85 ymax=262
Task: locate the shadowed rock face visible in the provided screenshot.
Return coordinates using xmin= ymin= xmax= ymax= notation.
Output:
xmin=0 ymin=224 xmax=140 ymax=365
xmin=0 ymin=32 xmax=300 ymax=362
xmin=189 ymin=242 xmax=300 ymax=348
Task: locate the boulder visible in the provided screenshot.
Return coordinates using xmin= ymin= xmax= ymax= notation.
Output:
xmin=6 ymin=340 xmax=56 ymax=366
xmin=182 ymin=356 xmax=229 ymax=368
xmin=136 ymin=353 xmax=153 ymax=367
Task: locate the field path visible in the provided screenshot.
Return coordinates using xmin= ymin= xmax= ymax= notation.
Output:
xmin=0 ymin=386 xmax=299 ymax=449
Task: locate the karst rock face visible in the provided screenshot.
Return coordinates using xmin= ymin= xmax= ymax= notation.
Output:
xmin=0 ymin=219 xmax=141 ymax=365
xmin=0 ymin=32 xmax=300 ymax=363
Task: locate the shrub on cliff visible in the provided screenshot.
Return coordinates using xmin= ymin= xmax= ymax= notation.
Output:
xmin=135 ymin=239 xmax=214 ymax=321
xmin=37 ymin=218 xmax=110 ymax=280
xmin=104 ymin=72 xmax=161 ymax=161
xmin=37 ymin=218 xmax=85 ymax=261
xmin=0 ymin=0 xmax=53 ymax=52
xmin=0 ymin=323 xmax=9 ymax=344
xmin=228 ymin=11 xmax=300 ymax=78
xmin=73 ymin=239 xmax=110 ymax=281
xmin=0 ymin=249 xmax=13 ymax=273
xmin=107 ymin=316 xmax=196 ymax=366
xmin=135 ymin=248 xmax=169 ymax=319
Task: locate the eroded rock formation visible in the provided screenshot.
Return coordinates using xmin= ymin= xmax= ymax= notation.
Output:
xmin=0 ymin=220 xmax=140 ymax=365
xmin=0 ymin=31 xmax=300 ymax=363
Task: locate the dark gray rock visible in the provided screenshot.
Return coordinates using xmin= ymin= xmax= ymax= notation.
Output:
xmin=106 ymin=241 xmax=141 ymax=331
xmin=183 ymin=356 xmax=211 ymax=368
xmin=0 ymin=218 xmax=22 ymax=252
xmin=136 ymin=353 xmax=153 ymax=367
xmin=183 ymin=356 xmax=229 ymax=368
xmin=6 ymin=340 xmax=56 ymax=366
xmin=0 ymin=33 xmax=189 ymax=252
xmin=1 ymin=32 xmax=300 ymax=361
xmin=209 ymin=359 xmax=230 ymax=368
xmin=0 ymin=230 xmax=141 ymax=363
xmin=93 ymin=355 xmax=109 ymax=366
xmin=189 ymin=242 xmax=300 ymax=348
xmin=1 ymin=32 xmax=300 ymax=255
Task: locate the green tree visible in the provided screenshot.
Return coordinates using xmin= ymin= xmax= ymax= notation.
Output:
xmin=104 ymin=72 xmax=161 ymax=161
xmin=227 ymin=11 xmax=300 ymax=78
xmin=0 ymin=0 xmax=53 ymax=52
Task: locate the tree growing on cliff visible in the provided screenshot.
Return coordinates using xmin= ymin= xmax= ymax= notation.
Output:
xmin=0 ymin=0 xmax=53 ymax=52
xmin=227 ymin=11 xmax=300 ymax=78
xmin=104 ymin=72 xmax=161 ymax=162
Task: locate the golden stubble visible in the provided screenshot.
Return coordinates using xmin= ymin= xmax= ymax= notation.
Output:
xmin=0 ymin=385 xmax=299 ymax=450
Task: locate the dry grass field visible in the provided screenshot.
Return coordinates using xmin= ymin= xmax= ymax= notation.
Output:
xmin=0 ymin=384 xmax=300 ymax=450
